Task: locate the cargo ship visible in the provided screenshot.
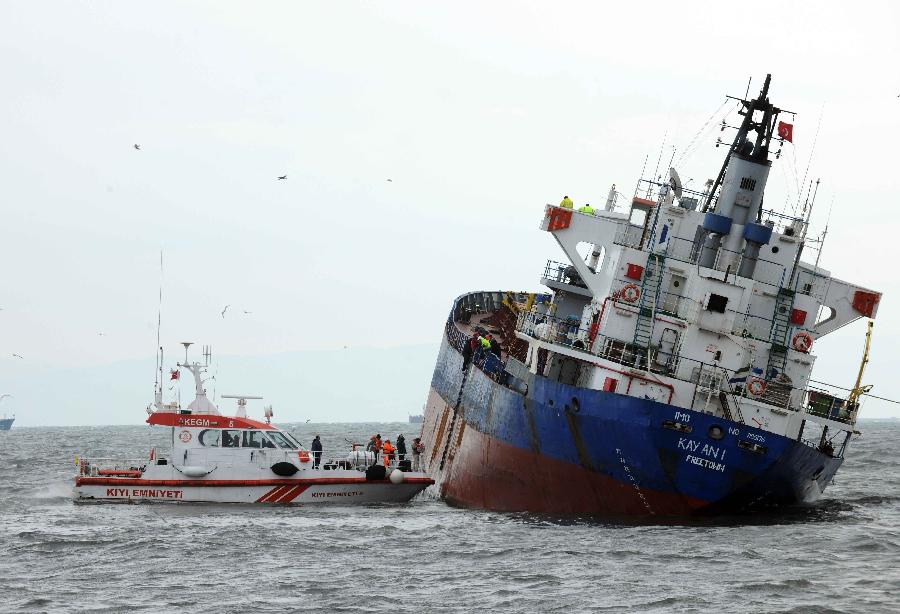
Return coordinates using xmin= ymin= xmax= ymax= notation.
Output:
xmin=0 ymin=394 xmax=13 ymax=431
xmin=419 ymin=75 xmax=882 ymax=515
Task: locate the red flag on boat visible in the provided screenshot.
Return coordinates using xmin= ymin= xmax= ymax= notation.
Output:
xmin=777 ymin=121 xmax=793 ymax=143
xmin=170 ymin=369 xmax=180 ymax=381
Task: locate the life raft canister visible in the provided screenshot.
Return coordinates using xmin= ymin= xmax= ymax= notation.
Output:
xmin=621 ymin=284 xmax=640 ymax=304
xmin=298 ymin=450 xmax=311 ymax=463
xmin=792 ymin=331 xmax=813 ymax=353
xmin=747 ymin=377 xmax=766 ymax=396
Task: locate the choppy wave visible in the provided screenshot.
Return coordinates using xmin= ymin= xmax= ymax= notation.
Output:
xmin=0 ymin=422 xmax=898 ymax=613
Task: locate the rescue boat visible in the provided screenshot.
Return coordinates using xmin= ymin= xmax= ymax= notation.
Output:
xmin=74 ymin=343 xmax=433 ymax=504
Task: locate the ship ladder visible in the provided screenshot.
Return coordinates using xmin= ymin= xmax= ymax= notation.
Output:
xmin=439 ymin=364 xmax=470 ymax=470
xmin=765 ymin=287 xmax=794 ymax=382
xmin=632 ymin=254 xmax=667 ymax=350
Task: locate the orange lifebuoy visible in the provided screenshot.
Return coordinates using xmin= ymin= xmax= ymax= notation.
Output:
xmin=298 ymin=450 xmax=311 ymax=463
xmin=792 ymin=331 xmax=813 ymax=353
xmin=747 ymin=377 xmax=766 ymax=396
xmin=621 ymin=284 xmax=640 ymax=304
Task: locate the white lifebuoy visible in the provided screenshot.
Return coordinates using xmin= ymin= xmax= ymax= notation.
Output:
xmin=747 ymin=377 xmax=766 ymax=396
xmin=792 ymin=331 xmax=813 ymax=353
xmin=621 ymin=284 xmax=640 ymax=304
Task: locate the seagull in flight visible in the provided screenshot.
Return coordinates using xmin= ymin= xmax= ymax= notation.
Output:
xmin=11 ymin=354 xmax=23 ymax=359
xmin=277 ymin=175 xmax=287 ymax=180
xmin=221 ymin=305 xmax=230 ymax=318
xmin=386 ymin=178 xmax=392 ymax=182
xmin=133 ymin=144 xmax=141 ymax=150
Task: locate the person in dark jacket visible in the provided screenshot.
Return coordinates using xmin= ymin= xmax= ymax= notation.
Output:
xmin=462 ymin=332 xmax=478 ymax=371
xmin=487 ymin=333 xmax=502 ymax=358
xmin=396 ymin=434 xmax=407 ymax=461
xmin=311 ymin=435 xmax=323 ymax=469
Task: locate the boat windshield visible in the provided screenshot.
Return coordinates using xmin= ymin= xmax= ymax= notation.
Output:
xmin=281 ymin=431 xmax=305 ymax=449
xmin=266 ymin=431 xmax=297 ymax=449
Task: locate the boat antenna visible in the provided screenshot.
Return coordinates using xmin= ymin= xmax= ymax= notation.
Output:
xmin=634 ymin=153 xmax=649 ymax=197
xmin=797 ymin=101 xmax=824 ymax=212
xmin=814 ymin=195 xmax=835 ymax=269
xmin=744 ymin=76 xmax=752 ymax=99
xmin=788 ymin=178 xmax=820 ymax=287
xmin=154 ymin=250 xmax=164 ymax=396
xmin=651 ymin=129 xmax=668 ymax=196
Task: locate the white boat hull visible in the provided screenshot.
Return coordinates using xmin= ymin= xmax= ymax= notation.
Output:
xmin=75 ymin=475 xmax=432 ymax=504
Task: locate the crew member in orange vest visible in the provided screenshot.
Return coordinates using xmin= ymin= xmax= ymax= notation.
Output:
xmin=382 ymin=439 xmax=395 ymax=467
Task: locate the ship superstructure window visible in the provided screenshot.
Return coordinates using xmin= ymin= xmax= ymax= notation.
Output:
xmin=740 ymin=177 xmax=757 ymax=191
xmin=243 ymin=430 xmax=266 ymax=448
xmin=198 ymin=429 xmax=221 ymax=447
xmin=283 ymin=431 xmax=304 ymax=448
xmin=706 ymin=293 xmax=728 ymax=313
xmin=222 ymin=429 xmax=242 ymax=448
xmin=266 ymin=431 xmax=297 ymax=449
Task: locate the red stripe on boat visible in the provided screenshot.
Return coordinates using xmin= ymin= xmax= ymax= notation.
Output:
xmin=256 ymin=485 xmax=291 ymax=503
xmin=274 ymin=484 xmax=311 ymax=503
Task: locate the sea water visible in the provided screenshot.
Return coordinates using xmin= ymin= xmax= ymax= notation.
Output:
xmin=1 ymin=421 xmax=898 ymax=613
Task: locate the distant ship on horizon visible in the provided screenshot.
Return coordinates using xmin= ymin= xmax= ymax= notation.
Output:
xmin=0 ymin=394 xmax=13 ymax=430
xmin=409 ymin=414 xmax=423 ymax=423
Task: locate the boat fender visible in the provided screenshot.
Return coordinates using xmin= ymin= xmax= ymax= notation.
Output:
xmin=792 ymin=331 xmax=813 ymax=353
xmin=621 ymin=284 xmax=640 ymax=303
xmin=298 ymin=450 xmax=311 ymax=463
xmin=389 ymin=469 xmax=405 ymax=484
xmin=271 ymin=461 xmax=299 ymax=477
xmin=175 ymin=465 xmax=216 ymax=478
xmin=747 ymin=377 xmax=766 ymax=396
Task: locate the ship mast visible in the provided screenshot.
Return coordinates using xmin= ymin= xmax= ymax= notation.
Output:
xmin=702 ymin=74 xmax=783 ymax=214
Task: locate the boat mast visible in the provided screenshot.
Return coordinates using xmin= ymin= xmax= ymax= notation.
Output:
xmin=702 ymin=74 xmax=781 ymax=214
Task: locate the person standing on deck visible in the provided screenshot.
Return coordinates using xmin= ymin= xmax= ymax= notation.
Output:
xmin=477 ymin=335 xmax=491 ymax=360
xmin=412 ymin=437 xmax=425 ymax=471
xmin=382 ymin=439 xmax=395 ymax=468
xmin=578 ymin=203 xmax=595 ymax=215
xmin=462 ymin=332 xmax=478 ymax=371
xmin=396 ymin=434 xmax=407 ymax=462
xmin=559 ymin=195 xmax=574 ymax=209
xmin=311 ymin=435 xmax=323 ymax=469
xmin=487 ymin=333 xmax=502 ymax=358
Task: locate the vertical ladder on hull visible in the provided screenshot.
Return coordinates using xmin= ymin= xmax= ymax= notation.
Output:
xmin=717 ymin=392 xmax=735 ymax=422
xmin=766 ymin=287 xmax=794 ymax=378
xmin=439 ymin=365 xmax=470 ymax=470
xmin=632 ymin=254 xmax=666 ymax=348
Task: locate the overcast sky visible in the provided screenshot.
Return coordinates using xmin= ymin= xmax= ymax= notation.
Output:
xmin=2 ymin=1 xmax=899 ymax=421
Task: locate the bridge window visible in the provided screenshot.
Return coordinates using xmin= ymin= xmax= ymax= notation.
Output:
xmin=222 ymin=429 xmax=242 ymax=448
xmin=198 ymin=429 xmax=221 ymax=447
xmin=266 ymin=431 xmax=296 ymax=449
xmin=242 ymin=430 xmax=266 ymax=448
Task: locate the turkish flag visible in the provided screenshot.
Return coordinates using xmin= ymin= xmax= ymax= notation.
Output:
xmin=170 ymin=369 xmax=180 ymax=381
xmin=777 ymin=121 xmax=793 ymax=143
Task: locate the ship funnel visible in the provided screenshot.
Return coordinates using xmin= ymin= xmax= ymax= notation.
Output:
xmin=694 ymin=75 xmax=785 ymax=278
